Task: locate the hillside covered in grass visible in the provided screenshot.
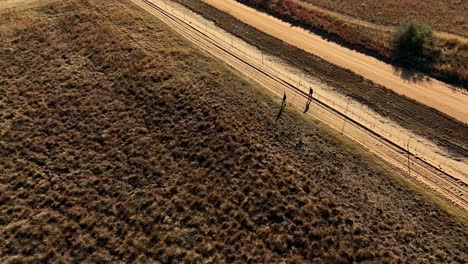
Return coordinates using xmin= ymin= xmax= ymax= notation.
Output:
xmin=0 ymin=0 xmax=467 ymax=262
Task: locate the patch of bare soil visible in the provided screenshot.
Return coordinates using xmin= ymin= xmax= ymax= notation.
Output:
xmin=0 ymin=0 xmax=466 ymax=262
xmin=0 ymin=0 xmax=44 ymax=10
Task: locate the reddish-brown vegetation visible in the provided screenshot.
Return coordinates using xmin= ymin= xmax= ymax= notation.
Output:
xmin=300 ymin=0 xmax=467 ymax=37
xmin=0 ymin=0 xmax=467 ymax=262
xmin=246 ymin=0 xmax=392 ymax=56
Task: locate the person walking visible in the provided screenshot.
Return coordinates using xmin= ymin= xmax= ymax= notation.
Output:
xmin=304 ymin=87 xmax=314 ymax=114
xmin=275 ymin=92 xmax=287 ymax=123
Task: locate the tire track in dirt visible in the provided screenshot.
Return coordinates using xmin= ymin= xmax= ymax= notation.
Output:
xmin=130 ymin=0 xmax=468 ymax=212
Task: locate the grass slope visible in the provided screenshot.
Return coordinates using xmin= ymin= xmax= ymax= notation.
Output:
xmin=0 ymin=0 xmax=467 ymax=262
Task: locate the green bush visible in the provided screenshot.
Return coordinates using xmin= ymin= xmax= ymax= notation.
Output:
xmin=395 ymin=22 xmax=433 ymax=57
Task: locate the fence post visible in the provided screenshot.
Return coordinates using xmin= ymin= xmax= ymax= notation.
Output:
xmin=341 ymin=98 xmax=350 ymax=134
xmin=407 ymin=134 xmax=413 ymax=176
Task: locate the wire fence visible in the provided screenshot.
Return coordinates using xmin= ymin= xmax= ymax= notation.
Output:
xmin=163 ymin=2 xmax=464 ymax=179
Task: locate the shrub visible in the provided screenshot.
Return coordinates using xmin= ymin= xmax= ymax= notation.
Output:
xmin=395 ymin=22 xmax=433 ymax=57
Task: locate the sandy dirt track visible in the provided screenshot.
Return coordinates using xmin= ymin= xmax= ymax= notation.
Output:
xmin=130 ymin=0 xmax=468 ymax=211
xmin=0 ymin=0 xmax=41 ymax=9
xmin=204 ymin=0 xmax=468 ymax=124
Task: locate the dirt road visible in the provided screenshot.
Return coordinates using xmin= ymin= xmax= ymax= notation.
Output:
xmin=0 ymin=0 xmax=42 ymax=9
xmin=204 ymin=0 xmax=468 ymax=124
xmin=130 ymin=0 xmax=468 ymax=211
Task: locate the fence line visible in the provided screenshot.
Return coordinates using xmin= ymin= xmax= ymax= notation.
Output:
xmin=165 ymin=2 xmax=462 ymax=178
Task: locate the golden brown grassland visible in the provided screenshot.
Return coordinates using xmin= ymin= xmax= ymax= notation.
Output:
xmin=0 ymin=0 xmax=467 ymax=262
xmin=301 ymin=0 xmax=467 ymax=36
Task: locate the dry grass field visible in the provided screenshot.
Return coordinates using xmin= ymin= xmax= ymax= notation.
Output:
xmin=236 ymin=0 xmax=468 ymax=87
xmin=0 ymin=0 xmax=467 ymax=262
xmin=301 ymin=0 xmax=468 ymax=37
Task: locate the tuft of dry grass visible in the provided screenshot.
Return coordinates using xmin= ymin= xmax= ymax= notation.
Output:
xmin=0 ymin=0 xmax=467 ymax=262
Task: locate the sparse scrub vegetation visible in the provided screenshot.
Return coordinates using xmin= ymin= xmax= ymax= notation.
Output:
xmin=236 ymin=0 xmax=468 ymax=87
xmin=0 ymin=0 xmax=467 ymax=262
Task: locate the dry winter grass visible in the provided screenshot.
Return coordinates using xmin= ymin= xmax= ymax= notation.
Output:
xmin=0 ymin=0 xmax=467 ymax=262
xmin=301 ymin=0 xmax=467 ymax=36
